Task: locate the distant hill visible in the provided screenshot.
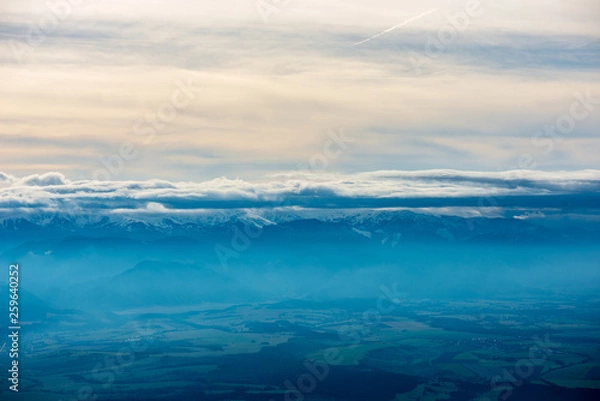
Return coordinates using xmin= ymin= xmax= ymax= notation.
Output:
xmin=51 ymin=261 xmax=259 ymax=311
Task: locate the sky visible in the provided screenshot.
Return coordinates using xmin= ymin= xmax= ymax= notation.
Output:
xmin=0 ymin=0 xmax=599 ymax=182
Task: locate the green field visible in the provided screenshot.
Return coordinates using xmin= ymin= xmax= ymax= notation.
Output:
xmin=1 ymin=296 xmax=599 ymax=400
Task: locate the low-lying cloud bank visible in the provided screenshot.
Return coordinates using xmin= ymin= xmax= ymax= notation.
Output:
xmin=1 ymin=170 xmax=599 ymax=214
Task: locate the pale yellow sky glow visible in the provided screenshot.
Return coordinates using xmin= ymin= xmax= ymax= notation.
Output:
xmin=0 ymin=0 xmax=599 ymax=180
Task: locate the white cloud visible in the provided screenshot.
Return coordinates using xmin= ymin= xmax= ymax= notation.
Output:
xmin=17 ymin=172 xmax=70 ymax=186
xmin=1 ymin=169 xmax=598 ymax=212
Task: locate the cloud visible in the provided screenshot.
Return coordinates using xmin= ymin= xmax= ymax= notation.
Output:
xmin=1 ymin=170 xmax=599 ymax=214
xmin=0 ymin=3 xmax=599 ymax=180
xmin=17 ymin=172 xmax=70 ymax=186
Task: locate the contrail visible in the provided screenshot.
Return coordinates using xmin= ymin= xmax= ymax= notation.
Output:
xmin=354 ymin=8 xmax=439 ymax=46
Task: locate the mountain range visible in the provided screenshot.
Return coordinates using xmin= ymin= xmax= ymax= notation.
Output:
xmin=1 ymin=209 xmax=598 ymax=312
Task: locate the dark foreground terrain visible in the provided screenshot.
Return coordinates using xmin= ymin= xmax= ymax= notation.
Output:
xmin=1 ymin=295 xmax=599 ymax=401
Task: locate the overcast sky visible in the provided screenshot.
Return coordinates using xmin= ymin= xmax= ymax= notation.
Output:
xmin=1 ymin=0 xmax=599 ymax=181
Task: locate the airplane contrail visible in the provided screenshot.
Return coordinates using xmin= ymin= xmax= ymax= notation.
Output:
xmin=353 ymin=8 xmax=439 ymax=46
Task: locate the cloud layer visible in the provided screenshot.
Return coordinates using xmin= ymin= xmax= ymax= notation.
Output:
xmin=1 ymin=170 xmax=599 ymax=214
